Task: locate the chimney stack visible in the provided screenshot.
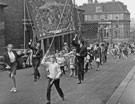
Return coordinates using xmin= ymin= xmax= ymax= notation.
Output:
xmin=94 ymin=0 xmax=98 ymax=3
xmin=88 ymin=0 xmax=93 ymax=4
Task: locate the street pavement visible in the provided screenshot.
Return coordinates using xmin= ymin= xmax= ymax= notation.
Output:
xmin=118 ymin=73 xmax=135 ymax=104
xmin=106 ymin=59 xmax=135 ymax=104
xmin=0 ymin=55 xmax=135 ymax=104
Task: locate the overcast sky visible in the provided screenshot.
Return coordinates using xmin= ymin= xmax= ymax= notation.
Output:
xmin=75 ymin=0 xmax=135 ymax=18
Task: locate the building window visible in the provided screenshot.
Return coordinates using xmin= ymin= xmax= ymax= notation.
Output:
xmin=105 ymin=15 xmax=108 ymax=20
xmin=96 ymin=6 xmax=102 ymax=13
xmin=119 ymin=13 xmax=123 ymax=20
xmin=107 ymin=14 xmax=113 ymax=20
xmin=93 ymin=15 xmax=98 ymax=20
xmin=88 ymin=15 xmax=92 ymax=21
xmin=100 ymin=15 xmax=105 ymax=20
xmin=84 ymin=15 xmax=92 ymax=21
xmin=116 ymin=24 xmax=118 ymax=28
xmin=84 ymin=15 xmax=88 ymax=21
xmin=114 ymin=14 xmax=119 ymax=20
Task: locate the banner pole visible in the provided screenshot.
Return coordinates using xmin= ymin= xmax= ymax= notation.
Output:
xmin=23 ymin=0 xmax=26 ymax=49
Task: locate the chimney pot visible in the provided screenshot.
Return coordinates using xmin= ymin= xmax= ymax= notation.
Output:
xmin=88 ymin=0 xmax=93 ymax=4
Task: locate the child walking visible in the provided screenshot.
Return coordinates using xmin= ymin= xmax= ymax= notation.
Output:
xmin=68 ymin=49 xmax=76 ymax=77
xmin=41 ymin=54 xmax=64 ymax=104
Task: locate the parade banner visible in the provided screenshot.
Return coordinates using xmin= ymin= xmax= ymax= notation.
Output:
xmin=27 ymin=0 xmax=74 ymax=39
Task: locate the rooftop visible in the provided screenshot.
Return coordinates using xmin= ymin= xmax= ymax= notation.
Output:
xmin=79 ymin=1 xmax=130 ymax=14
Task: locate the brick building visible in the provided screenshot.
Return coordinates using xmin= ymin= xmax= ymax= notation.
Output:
xmin=80 ymin=0 xmax=130 ymax=41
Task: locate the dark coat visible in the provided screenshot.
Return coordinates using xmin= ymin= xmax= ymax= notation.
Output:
xmin=94 ymin=47 xmax=101 ymax=59
xmin=28 ymin=45 xmax=43 ymax=66
xmin=72 ymin=40 xmax=87 ymax=63
xmin=4 ymin=51 xmax=20 ymax=67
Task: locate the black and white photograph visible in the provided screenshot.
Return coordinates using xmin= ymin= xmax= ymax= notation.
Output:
xmin=0 ymin=0 xmax=135 ymax=104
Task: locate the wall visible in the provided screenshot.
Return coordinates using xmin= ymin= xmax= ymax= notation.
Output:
xmin=3 ymin=0 xmax=24 ymax=48
xmin=0 ymin=5 xmax=6 ymax=55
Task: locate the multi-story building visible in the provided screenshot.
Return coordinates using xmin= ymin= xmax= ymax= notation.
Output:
xmin=80 ymin=0 xmax=130 ymax=41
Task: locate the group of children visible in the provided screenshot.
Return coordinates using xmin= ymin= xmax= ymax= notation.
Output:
xmin=43 ymin=46 xmax=96 ymax=79
xmin=111 ymin=42 xmax=133 ymax=59
xmin=56 ymin=48 xmax=76 ymax=77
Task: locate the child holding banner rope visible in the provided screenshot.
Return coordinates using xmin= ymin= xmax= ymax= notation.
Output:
xmin=41 ymin=52 xmax=64 ymax=104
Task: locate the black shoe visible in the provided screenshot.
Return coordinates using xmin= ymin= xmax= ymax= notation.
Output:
xmin=45 ymin=101 xmax=50 ymax=104
xmin=82 ymin=78 xmax=84 ymax=81
xmin=77 ymin=81 xmax=81 ymax=84
xmin=61 ymin=96 xmax=65 ymax=101
xmin=37 ymin=76 xmax=40 ymax=80
xmin=34 ymin=79 xmax=37 ymax=82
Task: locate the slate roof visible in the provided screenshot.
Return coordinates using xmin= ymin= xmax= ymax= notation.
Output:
xmin=79 ymin=1 xmax=130 ymax=14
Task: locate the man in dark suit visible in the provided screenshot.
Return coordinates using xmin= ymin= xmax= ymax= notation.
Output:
xmin=4 ymin=44 xmax=23 ymax=93
xmin=29 ymin=41 xmax=43 ymax=82
xmin=72 ymin=34 xmax=87 ymax=84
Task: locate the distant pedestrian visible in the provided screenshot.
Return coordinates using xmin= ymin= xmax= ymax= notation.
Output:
xmin=63 ymin=42 xmax=69 ymax=54
xmin=55 ymin=50 xmax=59 ymax=58
xmin=100 ymin=43 xmax=105 ymax=64
xmin=94 ymin=43 xmax=101 ymax=71
xmin=104 ymin=42 xmax=109 ymax=63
